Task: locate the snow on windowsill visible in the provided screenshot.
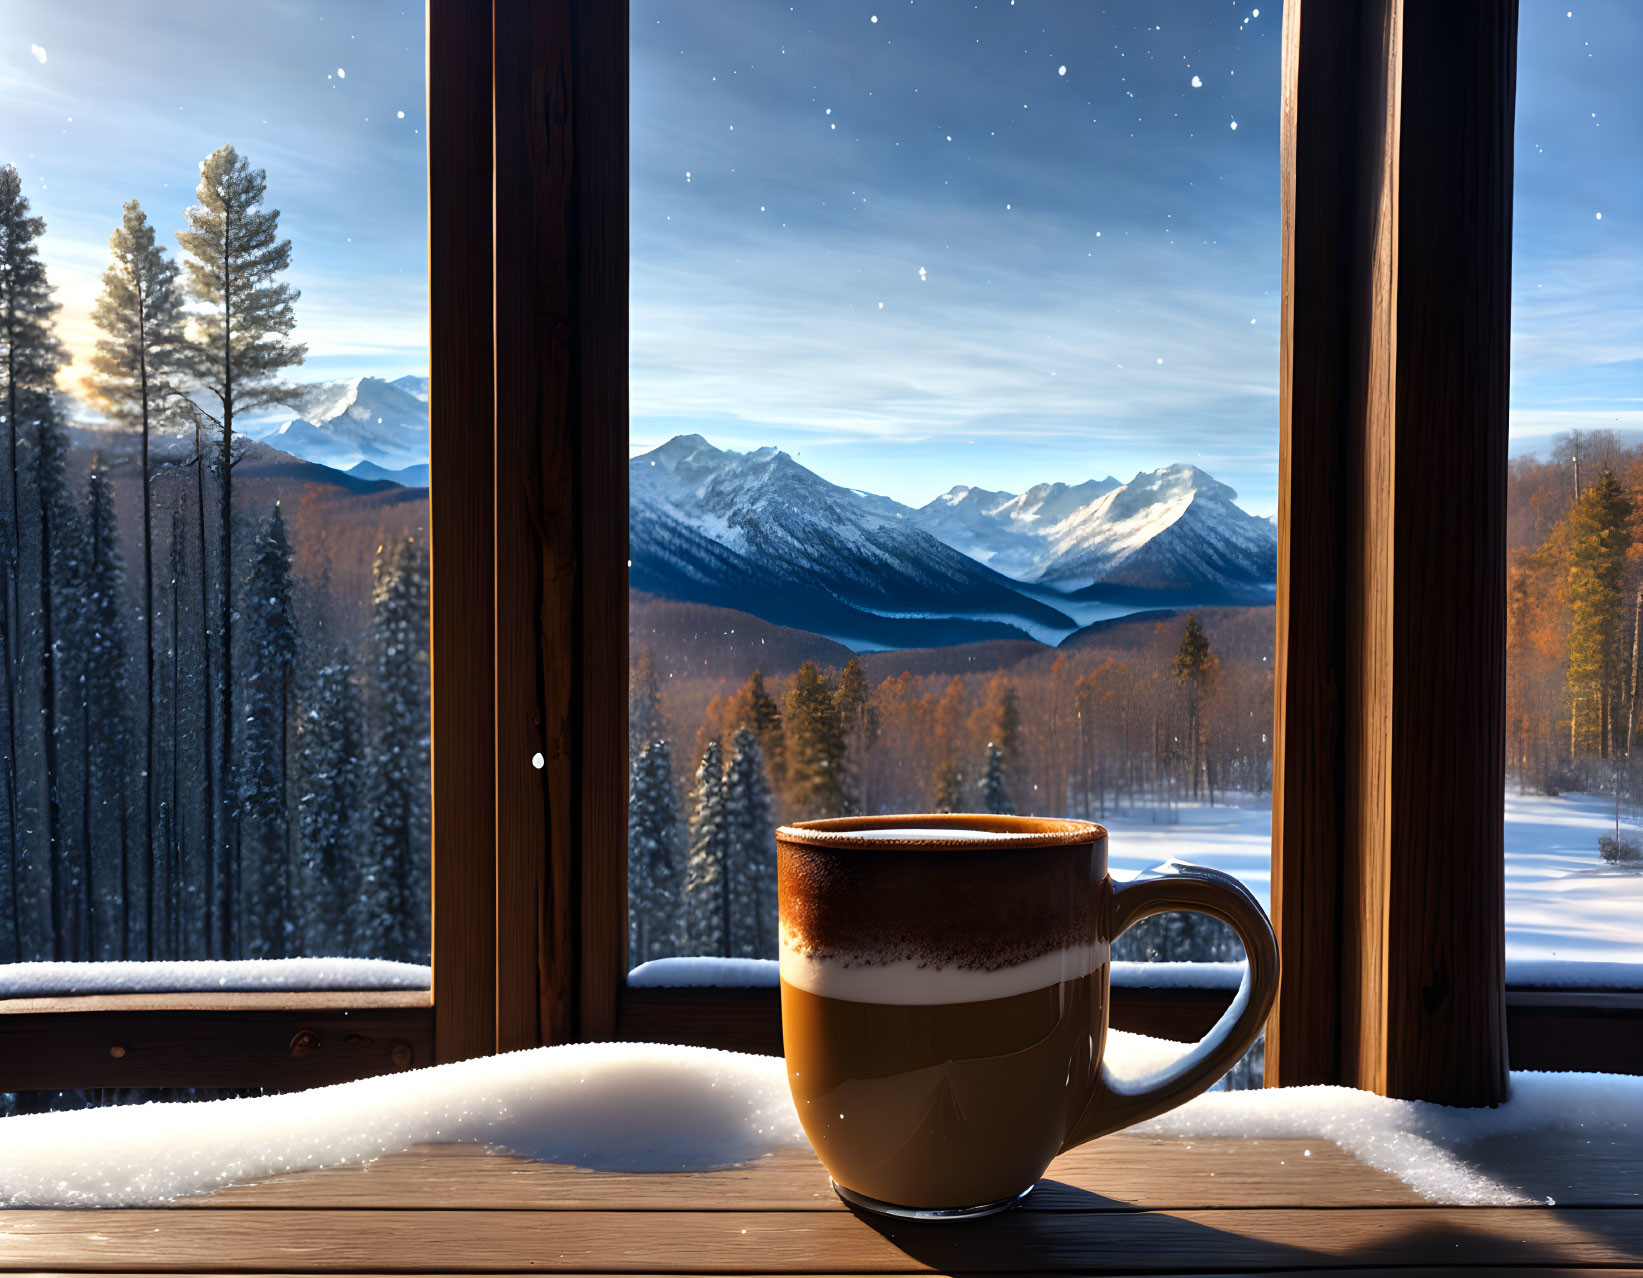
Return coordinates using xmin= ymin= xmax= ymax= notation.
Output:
xmin=628 ymin=957 xmax=1251 ymax=991
xmin=627 ymin=956 xmax=1643 ymax=992
xmin=0 ymin=1035 xmax=1638 ymax=1209
xmin=0 ymin=959 xmax=432 ymax=998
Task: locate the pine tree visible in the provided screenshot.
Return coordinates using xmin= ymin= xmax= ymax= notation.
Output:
xmin=296 ymin=649 xmax=363 ymax=956
xmin=725 ymin=668 xmax=784 ymax=788
xmin=978 ymin=741 xmax=1014 ymax=814
xmin=931 ymin=756 xmax=965 ymax=813
xmin=834 ymin=657 xmax=875 ymax=815
xmin=79 ymin=466 xmax=133 ymax=958
xmin=0 ymin=164 xmax=66 ymax=958
xmin=1567 ymin=468 xmax=1632 ymax=759
xmin=683 ymin=738 xmax=729 ymax=955
xmin=239 ymin=505 xmax=297 ymax=957
xmin=1173 ymin=613 xmax=1217 ymax=799
xmin=361 ymin=536 xmax=431 ymax=962
xmin=629 ymin=649 xmax=665 ymax=764
xmin=627 ymin=738 xmax=680 ymax=966
xmin=723 ymin=726 xmax=776 ymax=957
xmin=783 ymin=661 xmax=848 ymax=818
xmin=36 ymin=393 xmax=79 ymax=956
xmin=89 ymin=199 xmax=186 ymax=957
xmin=176 ymin=144 xmax=307 ymax=955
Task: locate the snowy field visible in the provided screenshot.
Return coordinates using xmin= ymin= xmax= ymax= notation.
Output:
xmin=1099 ymin=790 xmax=1643 ymax=972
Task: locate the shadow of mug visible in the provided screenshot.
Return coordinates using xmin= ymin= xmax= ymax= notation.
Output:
xmin=776 ymin=813 xmax=1279 ymax=1220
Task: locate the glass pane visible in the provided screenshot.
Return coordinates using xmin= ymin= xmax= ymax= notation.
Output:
xmin=629 ymin=0 xmax=1279 ymax=1027
xmin=1505 ymin=0 xmax=1643 ymax=983
xmin=0 ymin=2 xmax=431 ymax=982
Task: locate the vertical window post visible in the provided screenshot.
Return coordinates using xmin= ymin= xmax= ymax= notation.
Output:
xmin=1274 ymin=0 xmax=1516 ymax=1106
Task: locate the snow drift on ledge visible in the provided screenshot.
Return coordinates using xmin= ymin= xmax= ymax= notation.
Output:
xmin=0 ymin=958 xmax=431 ymax=998
xmin=1 ymin=1038 xmax=1637 ymax=1210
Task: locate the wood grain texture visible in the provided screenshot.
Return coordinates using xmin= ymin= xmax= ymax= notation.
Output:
xmin=428 ymin=0 xmax=498 ymax=1066
xmin=0 ymin=1004 xmax=431 ymax=1090
xmin=1377 ymin=0 xmax=1515 ymax=1107
xmin=569 ymin=0 xmax=629 ymax=1049
xmin=491 ymin=0 xmax=628 ymax=1054
xmin=1271 ymin=0 xmax=1373 ymax=1092
xmin=492 ymin=0 xmax=562 ymax=1055
xmin=1273 ymin=0 xmax=1515 ymax=1105
xmin=193 ymin=1138 xmax=1423 ymax=1212
xmin=1 ymin=1207 xmax=1637 ymax=1272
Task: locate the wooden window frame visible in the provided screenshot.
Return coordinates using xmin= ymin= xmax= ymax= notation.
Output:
xmin=0 ymin=0 xmax=492 ymax=1092
xmin=5 ymin=0 xmax=1638 ymax=1099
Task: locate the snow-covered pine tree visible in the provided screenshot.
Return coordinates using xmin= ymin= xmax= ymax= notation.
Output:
xmin=0 ymin=164 xmax=68 ymax=959
xmin=627 ymin=738 xmax=681 ymax=967
xmin=36 ymin=391 xmax=81 ymax=957
xmin=362 ymin=536 xmax=431 ymax=963
xmin=79 ymin=465 xmax=134 ymax=958
xmin=239 ymin=505 xmax=298 ymax=957
xmin=978 ymin=741 xmax=1014 ymax=815
xmin=722 ymin=726 xmax=776 ymax=958
xmin=683 ymin=738 xmax=729 ymax=955
xmin=296 ymin=648 xmax=364 ymax=956
xmin=89 ymin=198 xmax=187 ymax=959
xmin=176 ymin=144 xmax=307 ymax=957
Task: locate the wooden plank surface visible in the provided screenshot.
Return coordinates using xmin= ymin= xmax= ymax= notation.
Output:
xmin=2 ymin=1206 xmax=1638 ymax=1272
xmin=0 ymin=1004 xmax=432 ymax=1091
xmin=190 ymin=1138 xmax=1423 ymax=1212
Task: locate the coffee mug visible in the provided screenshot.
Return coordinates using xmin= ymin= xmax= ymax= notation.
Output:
xmin=777 ymin=813 xmax=1279 ymax=1220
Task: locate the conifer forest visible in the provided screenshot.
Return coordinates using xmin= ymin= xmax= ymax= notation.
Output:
xmin=626 ymin=603 xmax=1273 ymax=971
xmin=0 ymin=152 xmax=431 ymax=966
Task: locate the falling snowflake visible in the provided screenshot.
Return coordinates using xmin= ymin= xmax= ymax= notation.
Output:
xmin=397 ymin=110 xmax=405 ymax=118
xmin=871 ymin=14 xmax=878 ymax=21
xmin=30 ymin=44 xmax=46 ymax=63
xmin=1230 ymin=120 xmax=1239 ymax=130
xmin=1058 ymin=65 xmax=1067 ymax=76
xmin=1191 ymin=75 xmax=1203 ymax=88
xmin=337 ymin=67 xmax=346 ymax=78
xmin=918 ymin=266 xmax=927 ymax=280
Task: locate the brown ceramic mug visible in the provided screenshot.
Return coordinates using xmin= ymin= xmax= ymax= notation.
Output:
xmin=776 ymin=813 xmax=1279 ymax=1220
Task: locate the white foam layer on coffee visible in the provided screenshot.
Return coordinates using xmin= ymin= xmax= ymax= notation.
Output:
xmin=845 ymin=827 xmax=1048 ymax=842
xmin=779 ymin=931 xmax=1104 ymax=1006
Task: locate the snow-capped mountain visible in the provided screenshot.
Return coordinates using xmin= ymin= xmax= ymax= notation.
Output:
xmin=631 ymin=437 xmax=1277 ymax=650
xmin=913 ymin=478 xmax=1123 ymax=578
xmin=909 ymin=464 xmax=1276 ymax=599
xmin=631 ymin=436 xmax=1077 ymax=649
xmin=243 ymin=376 xmax=428 ymax=472
xmin=1029 ymin=464 xmax=1277 ymax=597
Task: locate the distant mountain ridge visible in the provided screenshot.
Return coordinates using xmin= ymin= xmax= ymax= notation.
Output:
xmin=913 ymin=462 xmax=1278 ymax=596
xmin=242 ymin=375 xmax=429 ymax=473
xmin=632 ymin=435 xmax=1078 ymax=649
xmin=629 ymin=435 xmax=1276 ymax=651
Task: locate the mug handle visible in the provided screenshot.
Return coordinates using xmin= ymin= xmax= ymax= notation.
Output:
xmin=1060 ymin=862 xmax=1280 ymax=1152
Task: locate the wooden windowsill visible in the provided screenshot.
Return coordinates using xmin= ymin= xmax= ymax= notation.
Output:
xmin=1 ymin=1135 xmax=1637 ymax=1273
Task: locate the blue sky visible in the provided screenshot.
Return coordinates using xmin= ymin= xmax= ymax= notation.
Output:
xmin=1509 ymin=2 xmax=1643 ymax=460
xmin=0 ymin=1 xmax=428 ymax=388
xmin=631 ymin=1 xmax=1284 ymax=510
xmin=1 ymin=3 xmax=1636 ymax=512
